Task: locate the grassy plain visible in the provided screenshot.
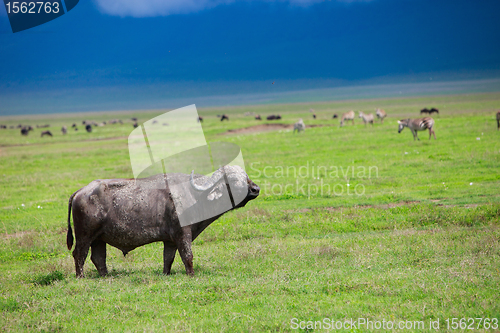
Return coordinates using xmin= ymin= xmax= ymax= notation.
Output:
xmin=0 ymin=92 xmax=499 ymax=331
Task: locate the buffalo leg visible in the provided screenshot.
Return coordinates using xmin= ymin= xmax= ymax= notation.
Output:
xmin=90 ymin=239 xmax=108 ymax=276
xmin=73 ymin=240 xmax=91 ymax=278
xmin=177 ymin=229 xmax=194 ymax=276
xmin=163 ymin=244 xmax=177 ymax=275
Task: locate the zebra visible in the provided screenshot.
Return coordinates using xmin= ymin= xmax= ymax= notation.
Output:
xmin=398 ymin=117 xmax=436 ymax=141
xmin=293 ymin=118 xmax=305 ymax=133
xmin=359 ymin=111 xmax=374 ymax=126
xmin=496 ymin=110 xmax=500 ymax=130
xmin=340 ymin=110 xmax=355 ymax=127
xmin=375 ymin=108 xmax=387 ymax=123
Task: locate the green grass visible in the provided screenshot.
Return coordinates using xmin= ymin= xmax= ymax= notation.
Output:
xmin=0 ymin=92 xmax=499 ymax=331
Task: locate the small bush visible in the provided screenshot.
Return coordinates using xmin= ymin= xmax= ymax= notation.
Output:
xmin=32 ymin=270 xmax=64 ymax=286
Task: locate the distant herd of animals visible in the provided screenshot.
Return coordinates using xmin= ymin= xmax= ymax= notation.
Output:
xmin=2 ymin=109 xmax=499 ymax=140
xmin=0 ymin=118 xmax=138 ymax=137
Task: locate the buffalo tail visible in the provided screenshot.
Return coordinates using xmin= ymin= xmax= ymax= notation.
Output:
xmin=67 ymin=190 xmax=80 ymax=250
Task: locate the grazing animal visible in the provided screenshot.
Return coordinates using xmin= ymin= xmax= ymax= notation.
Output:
xmin=66 ymin=165 xmax=260 ymax=277
xmin=133 ymin=122 xmax=139 ymax=128
xmin=41 ymin=131 xmax=53 ymax=137
xmin=266 ymin=115 xmax=282 ymax=120
xmin=497 ymin=110 xmax=500 ymax=130
xmin=61 ymin=126 xmax=67 ymax=134
xmin=358 ymin=112 xmax=374 ymax=126
xmin=255 ymin=115 xmax=262 ymax=120
xmin=312 ymin=114 xmax=316 ymax=119
xmin=340 ymin=111 xmax=355 ymax=127
xmin=375 ymin=108 xmax=387 ymax=123
xmin=85 ymin=124 xmax=92 ymax=133
xmin=131 ymin=117 xmax=138 ymax=122
xmin=197 ymin=116 xmax=203 ymax=123
xmin=420 ymin=108 xmax=430 ymax=114
xmin=20 ymin=128 xmax=29 ymax=136
xmin=0 ymin=125 xmax=6 ymax=129
xmin=429 ymin=108 xmax=439 ymax=115
xmin=36 ymin=124 xmax=50 ymax=128
xmin=71 ymin=123 xmax=77 ymax=128
xmin=220 ymin=114 xmax=229 ymax=121
xmin=332 ymin=114 xmax=338 ymax=119
xmin=293 ymin=119 xmax=306 ymax=133
xmin=398 ymin=117 xmax=436 ymax=140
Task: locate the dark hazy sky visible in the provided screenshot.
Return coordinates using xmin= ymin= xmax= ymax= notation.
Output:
xmin=0 ymin=0 xmax=499 ymax=100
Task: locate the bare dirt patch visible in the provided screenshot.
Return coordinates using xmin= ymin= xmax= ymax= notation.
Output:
xmin=223 ymin=123 xmax=329 ymax=135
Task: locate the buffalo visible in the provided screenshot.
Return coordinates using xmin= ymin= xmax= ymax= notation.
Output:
xmin=420 ymin=108 xmax=430 ymax=114
xmin=41 ymin=131 xmax=53 ymax=137
xmin=266 ymin=115 xmax=281 ymax=120
xmin=85 ymin=124 xmax=92 ymax=133
xmin=220 ymin=114 xmax=229 ymax=121
xmin=197 ymin=116 xmax=203 ymax=123
xmin=66 ymin=165 xmax=260 ymax=277
xmin=429 ymin=108 xmax=439 ymax=114
xmin=255 ymin=115 xmax=262 ymax=120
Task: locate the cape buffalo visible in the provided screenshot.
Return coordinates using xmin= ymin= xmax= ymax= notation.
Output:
xmin=85 ymin=124 xmax=92 ymax=133
xmin=266 ymin=115 xmax=281 ymax=120
xmin=220 ymin=114 xmax=229 ymax=121
xmin=67 ymin=165 xmax=260 ymax=277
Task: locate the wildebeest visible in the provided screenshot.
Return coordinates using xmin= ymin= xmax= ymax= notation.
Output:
xmin=398 ymin=117 xmax=436 ymax=140
xmin=131 ymin=117 xmax=138 ymax=122
xmin=358 ymin=111 xmax=374 ymax=126
xmin=294 ymin=119 xmax=306 ymax=133
xmin=429 ymin=108 xmax=439 ymax=115
xmin=71 ymin=123 xmax=77 ymax=128
xmin=41 ymin=131 xmax=53 ymax=137
xmin=496 ymin=110 xmax=500 ymax=130
xmin=20 ymin=126 xmax=33 ymax=136
xmin=420 ymin=108 xmax=430 ymax=114
xmin=332 ymin=114 xmax=338 ymax=119
xmin=66 ymin=165 xmax=260 ymax=277
xmin=266 ymin=115 xmax=281 ymax=120
xmin=312 ymin=114 xmax=316 ymax=119
xmin=375 ymin=108 xmax=387 ymax=123
xmin=221 ymin=114 xmax=229 ymax=121
xmin=133 ymin=122 xmax=139 ymax=128
xmin=61 ymin=126 xmax=67 ymax=135
xmin=0 ymin=125 xmax=6 ymax=129
xmin=197 ymin=116 xmax=203 ymax=123
xmin=85 ymin=124 xmax=92 ymax=133
xmin=340 ymin=111 xmax=355 ymax=127
xmin=255 ymin=115 xmax=262 ymax=120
